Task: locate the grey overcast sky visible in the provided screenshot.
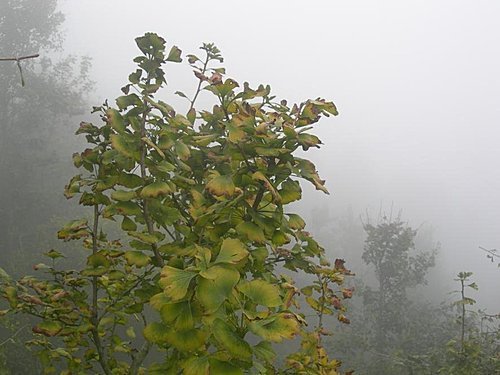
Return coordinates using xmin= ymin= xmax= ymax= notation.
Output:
xmin=59 ymin=0 xmax=500 ymax=309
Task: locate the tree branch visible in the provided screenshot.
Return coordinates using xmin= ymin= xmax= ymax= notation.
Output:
xmin=0 ymin=54 xmax=39 ymax=62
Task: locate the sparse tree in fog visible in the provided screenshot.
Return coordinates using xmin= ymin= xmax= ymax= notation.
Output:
xmin=0 ymin=1 xmax=92 ymax=372
xmin=0 ymin=0 xmax=92 ymax=274
xmin=362 ymin=217 xmax=436 ymax=346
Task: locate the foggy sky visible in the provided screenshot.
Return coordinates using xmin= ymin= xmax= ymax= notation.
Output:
xmin=59 ymin=0 xmax=500 ymax=309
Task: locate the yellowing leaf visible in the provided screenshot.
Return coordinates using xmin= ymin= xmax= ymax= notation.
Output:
xmin=160 ymin=266 xmax=196 ymax=301
xmin=236 ymin=222 xmax=266 ymax=243
xmin=140 ymin=181 xmax=173 ymax=198
xmin=227 ymin=122 xmax=246 ymax=143
xmin=287 ymin=213 xmax=306 ymax=230
xmin=215 ymin=238 xmax=249 ymax=264
xmin=248 ymin=313 xmax=300 ymax=342
xmin=106 ymin=108 xmax=126 ymax=133
xmin=143 ymin=322 xmax=169 ymax=344
xmin=238 ymin=279 xmax=282 ymax=307
xmin=175 ymin=141 xmax=191 ymax=160
xmin=110 ymin=134 xmax=139 ymax=159
xmin=150 ymin=293 xmax=171 ymax=311
xmin=124 ymin=251 xmax=150 ymax=267
xmin=111 ymin=190 xmax=137 ymax=201
xmin=167 ymin=328 xmax=208 ymax=352
xmin=141 ymin=137 xmax=165 ymax=158
xmin=206 ymin=175 xmax=235 ymax=197
xmin=252 ymin=172 xmax=280 ymax=203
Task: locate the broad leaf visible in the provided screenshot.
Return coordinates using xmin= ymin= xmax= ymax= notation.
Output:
xmin=197 ymin=265 xmax=239 ymax=312
xmin=215 ymin=238 xmax=249 ymax=264
xmin=212 ymin=319 xmax=252 ymax=361
xmin=124 ymin=251 xmax=150 ymax=267
xmin=236 ymin=222 xmax=266 ymax=243
xmin=160 ymin=266 xmax=197 ymax=301
xmin=238 ymin=279 xmax=282 ymax=307
xmin=248 ymin=313 xmax=300 ymax=342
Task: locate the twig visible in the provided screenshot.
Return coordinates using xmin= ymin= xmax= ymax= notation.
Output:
xmin=0 ymin=53 xmax=39 ymax=62
xmin=0 ymin=54 xmax=39 ymax=86
xmin=0 ymin=324 xmax=28 ymax=347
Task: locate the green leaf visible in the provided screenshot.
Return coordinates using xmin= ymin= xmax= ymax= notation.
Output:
xmin=197 ymin=265 xmax=240 ymax=312
xmin=128 ymin=231 xmax=163 ymax=244
xmin=115 ymin=201 xmax=142 ymax=216
xmin=238 ymin=279 xmax=282 ymax=307
xmin=140 ymin=181 xmax=174 ymax=198
xmin=166 ymin=328 xmax=208 ymax=352
xmin=160 ymin=266 xmax=197 ymax=301
xmin=236 ymin=222 xmax=266 ymax=243
xmin=255 ymin=147 xmax=289 ymax=157
xmin=297 ymin=133 xmax=321 ymax=150
xmin=156 ymin=161 xmax=176 ymax=173
xmin=208 ymin=359 xmax=243 ymax=375
xmin=166 ymin=45 xmax=182 ymax=62
xmin=116 ymin=93 xmax=142 ymax=110
xmin=135 ymin=33 xmax=166 ymax=57
xmin=183 ymin=357 xmax=209 ymax=375
xmin=248 ymin=313 xmax=300 ymax=342
xmin=206 ymin=175 xmax=235 ymax=197
xmin=111 ymin=190 xmax=137 ymax=201
xmin=124 ymin=251 xmax=150 ymax=267
xmin=160 ymin=301 xmax=193 ymax=330
xmin=212 ymin=319 xmax=252 ymax=361
xmin=215 ymin=238 xmax=249 ymax=264
xmin=175 ymin=141 xmax=191 ymax=160
xmin=279 ymin=180 xmax=302 ymax=204
xmin=83 ymin=253 xmax=110 ymax=276
xmin=143 ymin=322 xmax=169 ymax=344
xmin=121 ymin=216 xmax=137 ymax=231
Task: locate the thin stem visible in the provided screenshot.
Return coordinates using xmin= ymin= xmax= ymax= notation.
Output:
xmin=90 ymin=204 xmax=111 ymax=375
xmin=460 ymin=277 xmax=466 ymax=355
xmin=316 ymin=274 xmax=326 ymax=345
xmin=140 ymin=97 xmax=164 ymax=267
xmin=189 ymin=53 xmax=210 ymax=111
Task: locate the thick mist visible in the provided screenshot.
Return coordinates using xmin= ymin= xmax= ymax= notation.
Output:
xmin=58 ymin=0 xmax=499 ymax=310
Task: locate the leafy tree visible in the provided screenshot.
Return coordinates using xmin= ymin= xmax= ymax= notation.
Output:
xmin=1 ymin=33 xmax=353 ymax=374
xmin=362 ymin=216 xmax=436 ymax=347
xmin=326 ymin=215 xmax=437 ymax=374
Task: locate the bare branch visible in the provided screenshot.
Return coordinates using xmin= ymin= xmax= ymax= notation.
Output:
xmin=0 ymin=53 xmax=39 ymax=62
